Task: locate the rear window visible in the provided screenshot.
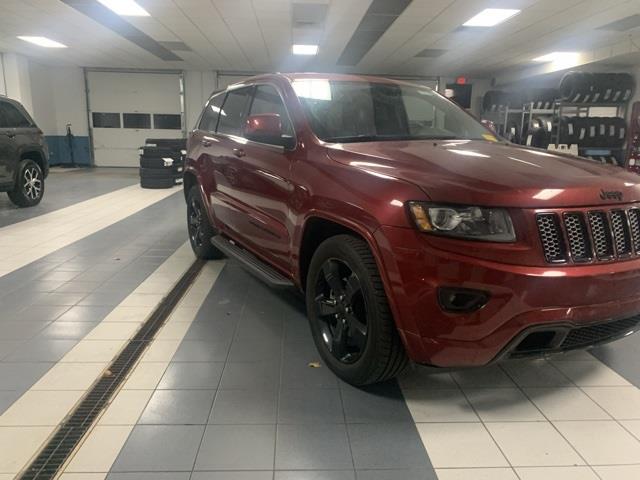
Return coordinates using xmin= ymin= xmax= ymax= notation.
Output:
xmin=0 ymin=101 xmax=31 ymax=128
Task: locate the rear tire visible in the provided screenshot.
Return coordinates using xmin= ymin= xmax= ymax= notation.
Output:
xmin=186 ymin=186 xmax=224 ymax=260
xmin=306 ymin=234 xmax=408 ymax=385
xmin=7 ymin=159 xmax=44 ymax=207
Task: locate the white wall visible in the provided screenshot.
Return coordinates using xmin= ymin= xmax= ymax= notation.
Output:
xmin=184 ymin=70 xmax=216 ymax=131
xmin=2 ymin=53 xmax=33 ymax=114
xmin=0 ymin=54 xmax=7 ymax=96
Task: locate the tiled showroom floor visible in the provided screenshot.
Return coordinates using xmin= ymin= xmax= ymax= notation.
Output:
xmin=0 ymin=169 xmax=639 ymax=480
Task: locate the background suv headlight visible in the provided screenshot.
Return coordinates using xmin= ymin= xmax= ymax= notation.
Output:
xmin=408 ymin=202 xmax=516 ymax=242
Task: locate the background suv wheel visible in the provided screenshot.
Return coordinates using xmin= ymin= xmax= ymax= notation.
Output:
xmin=186 ymin=186 xmax=224 ymax=260
xmin=7 ymin=159 xmax=44 ymax=207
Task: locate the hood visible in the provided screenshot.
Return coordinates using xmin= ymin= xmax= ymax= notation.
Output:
xmin=326 ymin=140 xmax=640 ymax=208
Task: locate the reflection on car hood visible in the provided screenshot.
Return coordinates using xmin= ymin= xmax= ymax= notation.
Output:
xmin=326 ymin=139 xmax=640 ymax=208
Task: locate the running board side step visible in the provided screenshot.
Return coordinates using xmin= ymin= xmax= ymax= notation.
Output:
xmin=211 ymin=235 xmax=295 ymax=289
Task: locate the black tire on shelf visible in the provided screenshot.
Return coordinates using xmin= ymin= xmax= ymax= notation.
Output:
xmin=144 ymin=138 xmax=186 ymax=149
xmin=186 ymin=186 xmax=224 ymax=260
xmin=305 ymin=234 xmax=408 ymax=386
xmin=140 ymin=156 xmax=183 ymax=169
xmin=140 ymin=146 xmax=183 ymax=158
xmin=558 ymin=116 xmax=578 ymax=146
xmin=560 ymin=72 xmax=592 ymax=103
xmin=7 ymin=159 xmax=45 ymax=207
xmin=139 ymin=167 xmax=177 ymax=179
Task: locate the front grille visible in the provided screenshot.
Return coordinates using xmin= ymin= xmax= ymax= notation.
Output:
xmin=560 ymin=316 xmax=640 ymax=349
xmin=537 ymin=206 xmax=640 ymax=264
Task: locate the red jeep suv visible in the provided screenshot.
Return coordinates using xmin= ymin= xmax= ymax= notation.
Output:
xmin=184 ymin=73 xmax=640 ymax=385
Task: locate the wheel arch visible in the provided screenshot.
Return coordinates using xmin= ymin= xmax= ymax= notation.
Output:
xmin=18 ymin=149 xmax=47 ymax=179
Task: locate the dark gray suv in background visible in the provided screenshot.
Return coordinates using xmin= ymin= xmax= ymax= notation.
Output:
xmin=0 ymin=96 xmax=49 ymax=207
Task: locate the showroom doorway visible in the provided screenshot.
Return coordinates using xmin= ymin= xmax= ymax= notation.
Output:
xmin=86 ymin=70 xmax=184 ymax=167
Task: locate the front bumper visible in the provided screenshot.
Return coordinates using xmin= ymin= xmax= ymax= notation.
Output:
xmin=375 ymin=225 xmax=640 ymax=367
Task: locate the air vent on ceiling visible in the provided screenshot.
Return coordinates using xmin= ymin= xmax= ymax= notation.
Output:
xmin=598 ymin=14 xmax=640 ymax=32
xmin=292 ymin=3 xmax=329 ymax=27
xmin=337 ymin=0 xmax=412 ymax=66
xmin=158 ymin=41 xmax=193 ymax=52
xmin=415 ymin=48 xmax=447 ymax=58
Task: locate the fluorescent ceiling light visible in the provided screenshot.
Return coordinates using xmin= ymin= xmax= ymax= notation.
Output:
xmin=463 ymin=8 xmax=520 ymax=27
xmin=533 ymin=51 xmax=579 ymax=62
xmin=17 ymin=36 xmax=67 ymax=48
xmin=97 ymin=0 xmax=150 ymax=17
xmin=292 ymin=44 xmax=319 ymax=55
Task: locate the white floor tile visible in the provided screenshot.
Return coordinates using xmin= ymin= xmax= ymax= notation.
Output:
xmin=62 ymin=340 xmax=125 ymax=363
xmin=0 ymin=426 xmax=53 ymax=474
xmin=398 ymin=370 xmax=458 ymax=390
xmin=119 ymin=293 xmax=164 ymax=308
xmin=58 ymin=473 xmax=107 ymax=480
xmin=102 ymin=306 xmax=153 ymax=323
xmin=98 ymin=390 xmax=153 ymax=426
xmin=515 ymin=466 xmax=599 ymax=480
xmin=551 ymin=361 xmax=631 ymax=387
xmin=154 ymin=322 xmax=191 ymax=341
xmin=486 ymin=422 xmax=585 ymax=467
xmin=524 ymin=387 xmax=610 ymax=421
xmin=0 ymin=390 xmax=82 ymax=426
xmin=593 ymin=465 xmax=640 ymax=480
xmin=83 ymin=322 xmax=139 ymax=341
xmin=554 ymin=420 xmax=640 ymax=465
xmin=435 ymin=468 xmax=518 ymax=480
xmin=582 ymin=387 xmax=640 ymax=420
xmin=465 ymin=388 xmax=545 ymax=422
xmin=404 ymin=389 xmax=479 ymax=423
xmin=66 ymin=425 xmax=133 ymax=473
xmin=32 ymin=363 xmax=107 ymax=391
xmin=501 ymin=360 xmax=572 ymax=387
xmin=140 ymin=340 xmax=181 ymax=362
xmin=165 ymin=306 xmax=200 ymax=324
xmin=620 ymin=420 xmax=640 ymax=441
xmin=417 ymin=423 xmax=508 ymax=468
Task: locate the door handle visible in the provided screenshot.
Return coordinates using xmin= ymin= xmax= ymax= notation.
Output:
xmin=233 ymin=148 xmax=246 ymax=158
xmin=201 ymin=139 xmax=212 ymax=147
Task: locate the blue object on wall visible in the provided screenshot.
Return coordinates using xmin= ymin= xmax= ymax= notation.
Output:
xmin=45 ymin=136 xmax=91 ymax=166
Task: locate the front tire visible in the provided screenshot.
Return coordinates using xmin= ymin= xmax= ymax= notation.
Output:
xmin=186 ymin=186 xmax=224 ymax=260
xmin=7 ymin=159 xmax=44 ymax=207
xmin=306 ymin=235 xmax=408 ymax=385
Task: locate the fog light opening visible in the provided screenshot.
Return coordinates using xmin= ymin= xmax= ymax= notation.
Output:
xmin=438 ymin=287 xmax=489 ymax=313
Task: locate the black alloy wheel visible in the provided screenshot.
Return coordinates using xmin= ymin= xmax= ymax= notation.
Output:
xmin=188 ymin=196 xmax=205 ymax=249
xmin=314 ymin=258 xmax=369 ymax=364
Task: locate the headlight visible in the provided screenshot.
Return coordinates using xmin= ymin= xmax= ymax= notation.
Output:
xmin=407 ymin=202 xmax=516 ymax=242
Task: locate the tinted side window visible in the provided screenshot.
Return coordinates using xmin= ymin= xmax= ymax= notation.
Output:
xmin=0 ymin=102 xmax=31 ymax=128
xmin=199 ymin=94 xmax=224 ymax=132
xmin=249 ymin=85 xmax=294 ymax=137
xmin=217 ymin=87 xmax=252 ymax=136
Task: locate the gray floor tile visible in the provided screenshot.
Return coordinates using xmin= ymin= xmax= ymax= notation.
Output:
xmin=340 ymin=383 xmax=413 ymax=423
xmin=28 ymin=280 xmax=68 ymax=292
xmin=158 ymin=362 xmax=224 ymax=390
xmin=38 ymin=321 xmax=99 ymax=339
xmin=281 ymin=341 xmax=339 ymax=389
xmin=276 ymin=472 xmax=355 ymax=480
xmin=0 ymin=341 xmax=22 ymax=361
xmin=55 ymin=281 xmax=103 ymax=294
xmin=107 ymin=474 xmax=190 ymax=480
xmin=73 ymin=270 xmax=119 ymax=283
xmin=78 ymin=290 xmax=131 ymax=306
xmin=139 ymin=389 xmax=215 ymax=425
xmin=37 ymin=271 xmax=82 ymax=282
xmin=220 ymin=361 xmax=281 ymax=390
xmin=275 ymin=424 xmax=353 ymax=470
xmin=0 ymin=321 xmax=50 ymax=340
xmin=209 ymin=389 xmax=278 ymax=424
xmin=348 ymin=423 xmax=430 ymax=470
xmin=31 ymin=292 xmax=86 ymax=306
xmin=112 ymin=425 xmax=204 ymax=472
xmin=278 ymin=388 xmax=344 ymax=424
xmin=12 ymin=305 xmax=71 ymax=322
xmin=192 ymin=473 xmax=273 ymax=480
xmin=0 ymin=362 xmax=54 ymax=390
xmin=185 ymin=321 xmax=237 ymax=342
xmin=2 ymin=339 xmax=77 ymax=362
xmin=228 ymin=336 xmax=282 ymax=362
xmin=172 ymin=340 xmax=233 ymax=363
xmin=195 ymin=424 xmax=276 ymax=471
xmin=56 ymin=305 xmax=114 ymax=322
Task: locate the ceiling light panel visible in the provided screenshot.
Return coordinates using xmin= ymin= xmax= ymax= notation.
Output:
xmin=293 ymin=44 xmax=319 ymax=55
xmin=17 ymin=36 xmax=68 ymax=48
xmin=97 ymin=0 xmax=150 ymax=17
xmin=463 ymin=8 xmax=520 ymax=27
xmin=533 ymin=52 xmax=579 ymax=62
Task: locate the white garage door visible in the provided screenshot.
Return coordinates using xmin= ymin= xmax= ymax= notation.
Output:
xmin=88 ymin=71 xmax=183 ymax=167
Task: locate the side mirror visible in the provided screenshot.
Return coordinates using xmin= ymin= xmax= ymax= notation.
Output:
xmin=244 ymin=113 xmax=284 ymax=146
xmin=481 ymin=119 xmax=497 ymax=134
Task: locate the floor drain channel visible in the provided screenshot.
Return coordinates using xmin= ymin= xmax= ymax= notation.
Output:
xmin=18 ymin=258 xmax=206 ymax=480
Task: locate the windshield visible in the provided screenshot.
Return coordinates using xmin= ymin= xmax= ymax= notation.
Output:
xmin=292 ymin=79 xmax=491 ymax=143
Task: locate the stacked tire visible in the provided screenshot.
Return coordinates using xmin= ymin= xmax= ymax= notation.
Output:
xmin=139 ymin=138 xmax=186 ymax=189
xmin=559 ymin=72 xmax=635 ymax=104
xmin=558 ymin=117 xmax=627 ymax=148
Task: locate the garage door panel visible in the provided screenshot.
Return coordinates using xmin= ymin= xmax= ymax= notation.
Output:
xmin=88 ymin=71 xmax=183 ymax=167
